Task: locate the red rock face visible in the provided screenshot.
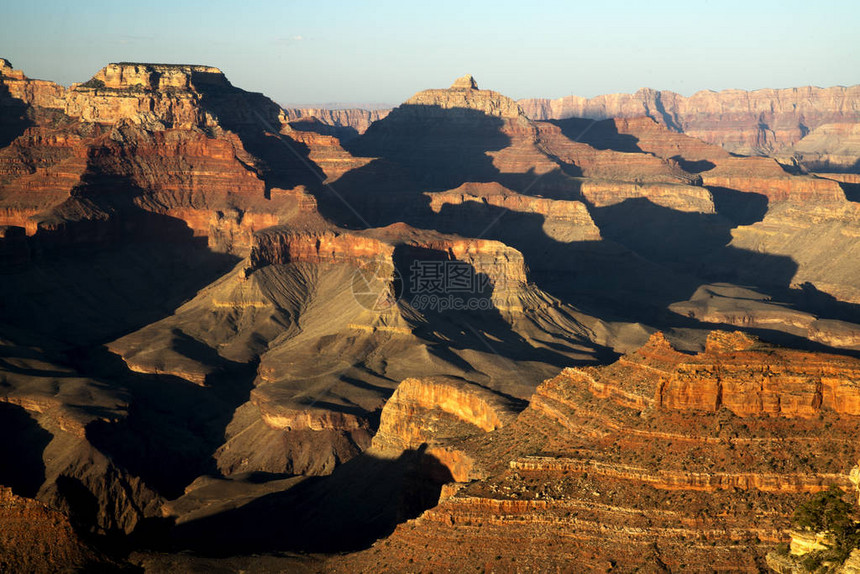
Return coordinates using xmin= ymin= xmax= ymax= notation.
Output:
xmin=0 ymin=62 xmax=369 ymax=254
xmin=569 ymin=331 xmax=860 ymax=418
xmin=372 ymin=376 xmax=519 ymax=449
xmin=329 ymin=331 xmax=860 ymax=572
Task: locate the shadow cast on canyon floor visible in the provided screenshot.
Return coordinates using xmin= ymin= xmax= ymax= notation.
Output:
xmin=80 ymin=347 xmax=258 ymax=500
xmin=0 ymin=167 xmax=242 ymax=349
xmin=837 ymin=179 xmax=860 ymax=203
xmin=314 ymin=104 xmax=511 ymax=227
xmin=0 ymin=403 xmax=52 ymax=498
xmin=549 ymin=117 xmax=644 ymax=154
xmin=392 ymin=244 xmax=619 ymax=372
xmin=308 ymin=102 xmax=860 ymax=351
xmin=170 ymin=445 xmax=453 ymax=555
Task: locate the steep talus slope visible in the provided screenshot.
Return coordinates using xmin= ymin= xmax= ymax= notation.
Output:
xmin=112 ymin=220 xmax=608 ymax=477
xmin=330 ymin=331 xmax=860 ymax=573
xmin=0 ymin=486 xmax=120 ymax=573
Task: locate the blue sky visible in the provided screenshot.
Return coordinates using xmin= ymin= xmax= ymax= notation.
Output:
xmin=1 ymin=0 xmax=858 ymax=105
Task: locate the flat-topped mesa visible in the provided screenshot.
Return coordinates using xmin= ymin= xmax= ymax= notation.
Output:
xmin=249 ymin=229 xmax=396 ymax=270
xmin=403 ymin=75 xmax=525 ymax=119
xmin=81 ymin=62 xmax=229 ymax=91
xmin=248 ymin=224 xmax=532 ymax=311
xmin=65 ymin=62 xmax=233 ymax=128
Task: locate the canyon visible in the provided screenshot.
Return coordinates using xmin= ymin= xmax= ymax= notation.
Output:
xmin=0 ymin=58 xmax=859 ymax=572
xmin=287 ymin=84 xmax=860 ymax=169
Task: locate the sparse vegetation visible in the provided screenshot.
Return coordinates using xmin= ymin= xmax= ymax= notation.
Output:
xmin=78 ymin=78 xmax=105 ymax=89
xmin=791 ymin=486 xmax=860 ymax=569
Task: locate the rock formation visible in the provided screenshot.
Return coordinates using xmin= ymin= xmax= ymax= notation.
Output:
xmin=0 ymin=60 xmax=362 ymax=256
xmin=281 ymin=107 xmax=390 ymax=139
xmin=330 ymin=332 xmax=860 ymax=572
xmin=520 ymin=85 xmax=860 ymax=156
xmin=0 ymin=487 xmax=117 ymax=573
xmin=785 ymin=122 xmax=860 ymax=172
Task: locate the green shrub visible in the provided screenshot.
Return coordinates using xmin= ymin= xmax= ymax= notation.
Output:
xmin=792 ymin=486 xmax=854 ymax=534
xmin=791 ymin=486 xmax=860 ymax=569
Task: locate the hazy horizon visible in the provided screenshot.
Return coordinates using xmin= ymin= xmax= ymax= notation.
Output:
xmin=2 ymin=0 xmax=858 ymax=105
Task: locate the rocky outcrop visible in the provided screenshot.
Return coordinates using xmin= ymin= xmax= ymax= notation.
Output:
xmin=250 ymin=228 xmax=394 ymax=268
xmin=579 ymin=180 xmax=715 ymax=213
xmin=373 ymin=376 xmax=519 ymax=451
xmin=0 ymin=59 xmax=66 ymax=109
xmin=64 ymin=63 xmax=229 ymax=128
xmin=249 ymin=224 xmax=531 ymax=309
xmin=0 ymin=61 xmax=361 ymax=255
xmin=520 ymin=85 xmax=860 ymax=155
xmin=0 ymin=487 xmax=116 ymax=573
xmin=329 ymin=331 xmax=860 ymax=573
xmin=670 ymin=284 xmax=860 ymax=351
xmin=508 ymin=456 xmax=849 ymax=493
xmin=700 ymin=157 xmax=846 ymax=202
xmin=573 ymin=330 xmax=860 ymax=418
xmin=450 ymin=74 xmax=480 ymax=90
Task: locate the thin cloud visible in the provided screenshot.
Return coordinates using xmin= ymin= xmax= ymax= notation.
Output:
xmin=274 ymin=35 xmax=306 ymax=45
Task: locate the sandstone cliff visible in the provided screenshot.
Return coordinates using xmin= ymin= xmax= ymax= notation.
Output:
xmin=785 ymin=122 xmax=860 ymax=172
xmin=520 ymin=85 xmax=860 ymax=156
xmin=281 ymin=107 xmax=390 ymax=139
xmin=330 ymin=331 xmax=860 ymax=572
xmin=0 ymin=61 xmax=363 ymax=255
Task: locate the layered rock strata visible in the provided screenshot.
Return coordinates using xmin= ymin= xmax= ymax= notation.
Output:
xmin=520 ymin=85 xmax=860 ymax=156
xmin=330 ymin=331 xmax=860 ymax=572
